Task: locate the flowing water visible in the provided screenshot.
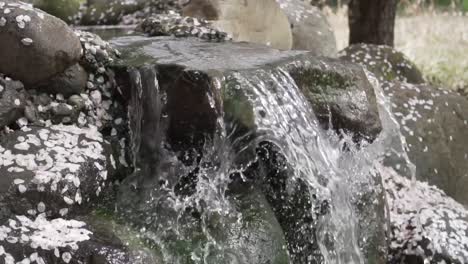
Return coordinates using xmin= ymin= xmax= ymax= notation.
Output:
xmin=115 ymin=50 xmax=415 ymax=264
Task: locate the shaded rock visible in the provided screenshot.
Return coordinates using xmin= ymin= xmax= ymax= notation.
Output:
xmin=38 ymin=64 xmax=88 ymax=97
xmin=181 ymin=0 xmax=293 ymax=50
xmin=382 ymin=166 xmax=468 ymax=264
xmin=339 ymin=44 xmax=425 ymax=84
xmin=0 ymin=1 xmax=82 ymax=87
xmin=277 ymin=0 xmax=338 ymax=56
xmin=0 ymin=76 xmax=27 ymax=127
xmin=0 ymin=125 xmax=111 ymax=217
xmin=382 ymin=81 xmax=468 ymax=206
xmin=289 ymin=60 xmax=382 ymax=141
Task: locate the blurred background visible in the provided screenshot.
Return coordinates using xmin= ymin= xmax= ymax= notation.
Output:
xmin=320 ymin=0 xmax=468 ymax=95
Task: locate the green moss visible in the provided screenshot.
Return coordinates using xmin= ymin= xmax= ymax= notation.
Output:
xmin=293 ymin=68 xmax=351 ymax=92
xmin=32 ymin=0 xmax=85 ymax=22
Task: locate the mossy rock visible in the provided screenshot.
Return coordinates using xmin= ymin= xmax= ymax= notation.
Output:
xmin=339 ymin=43 xmax=425 ymax=85
xmin=29 ymin=0 xmax=85 ymax=23
xmin=116 ymin=179 xmax=290 ymax=264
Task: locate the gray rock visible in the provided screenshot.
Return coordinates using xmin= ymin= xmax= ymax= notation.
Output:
xmin=0 ymin=125 xmax=111 ymax=217
xmin=382 ymin=166 xmax=468 ymax=264
xmin=181 ymin=0 xmax=293 ymax=50
xmin=382 ymin=81 xmax=468 ymax=206
xmin=277 ymin=0 xmax=338 ymax=57
xmin=38 ymin=64 xmax=88 ymax=97
xmin=339 ymin=44 xmax=425 ymax=84
xmin=139 ymin=13 xmax=231 ymax=42
xmin=289 ymin=60 xmax=382 ymax=142
xmin=0 ymin=1 xmax=82 ymax=87
xmin=0 ymin=76 xmax=26 ymax=127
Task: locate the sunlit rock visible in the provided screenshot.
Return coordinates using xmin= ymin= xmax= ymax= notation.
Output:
xmin=382 ymin=81 xmax=468 ymax=206
xmin=181 ymin=0 xmax=293 ymax=50
xmin=339 ymin=44 xmax=425 ymax=85
xmin=382 ymin=166 xmax=468 ymax=264
xmin=276 ymin=0 xmax=338 ymax=56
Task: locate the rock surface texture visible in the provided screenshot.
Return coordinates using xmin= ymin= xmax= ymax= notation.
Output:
xmin=0 ymin=1 xmax=82 ymax=87
xmin=181 ymin=0 xmax=293 ymax=50
xmin=382 ymin=81 xmax=468 ymax=206
xmin=277 ymin=0 xmax=337 ymax=56
xmin=339 ymin=44 xmax=425 ymax=84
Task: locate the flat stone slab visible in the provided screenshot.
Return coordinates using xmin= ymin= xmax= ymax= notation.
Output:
xmin=111 ymin=36 xmax=307 ymax=71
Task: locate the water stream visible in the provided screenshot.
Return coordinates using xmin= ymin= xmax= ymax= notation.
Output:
xmin=115 ymin=55 xmax=415 ymax=264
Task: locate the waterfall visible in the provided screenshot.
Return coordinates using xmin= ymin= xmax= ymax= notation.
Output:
xmin=114 ymin=43 xmax=416 ymax=264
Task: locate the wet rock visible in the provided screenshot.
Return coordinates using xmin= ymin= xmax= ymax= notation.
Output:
xmin=382 ymin=166 xmax=468 ymax=264
xmin=181 ymin=0 xmax=293 ymax=50
xmin=289 ymin=60 xmax=382 ymax=141
xmin=111 ymin=36 xmax=386 ymax=262
xmin=0 ymin=1 xmax=83 ymax=87
xmin=117 ymin=172 xmax=290 ymax=264
xmin=0 ymin=212 xmax=132 ymax=264
xmin=339 ymin=44 xmax=425 ymax=84
xmin=0 ymin=125 xmax=111 ymax=217
xmin=38 ymin=64 xmax=88 ymax=97
xmin=277 ymin=0 xmax=338 ymax=56
xmin=0 ymin=76 xmax=27 ymax=127
xmin=382 ymin=81 xmax=468 ymax=206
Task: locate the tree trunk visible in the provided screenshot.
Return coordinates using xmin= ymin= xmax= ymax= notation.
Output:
xmin=348 ymin=0 xmax=398 ymax=46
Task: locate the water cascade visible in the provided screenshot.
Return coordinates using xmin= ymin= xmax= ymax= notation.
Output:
xmin=107 ymin=36 xmax=404 ymax=264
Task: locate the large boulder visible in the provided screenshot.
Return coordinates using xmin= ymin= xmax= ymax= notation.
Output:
xmin=339 ymin=44 xmax=425 ymax=84
xmin=288 ymin=59 xmax=382 ymax=141
xmin=181 ymin=0 xmax=293 ymax=50
xmin=382 ymin=81 xmax=468 ymax=206
xmin=0 ymin=125 xmax=112 ymax=217
xmin=110 ymin=36 xmax=386 ymax=262
xmin=0 ymin=213 xmax=131 ymax=264
xmin=382 ymin=166 xmax=468 ymax=264
xmin=276 ymin=0 xmax=337 ymax=56
xmin=0 ymin=1 xmax=82 ymax=87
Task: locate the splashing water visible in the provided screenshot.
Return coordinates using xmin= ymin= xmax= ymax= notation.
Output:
xmin=229 ymin=68 xmax=366 ymax=263
xmin=117 ymin=60 xmax=419 ymax=264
